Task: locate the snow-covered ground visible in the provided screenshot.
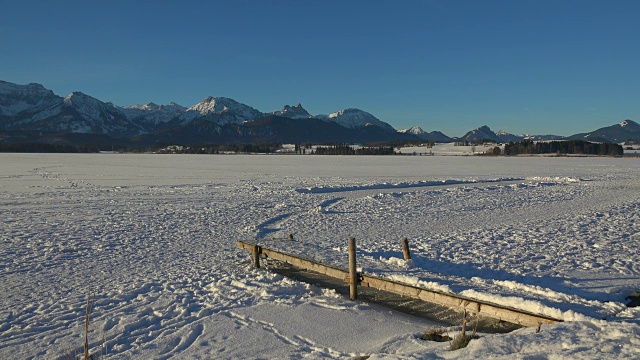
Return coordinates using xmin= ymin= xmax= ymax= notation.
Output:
xmin=398 ymin=143 xmax=493 ymax=156
xmin=1 ymin=154 xmax=639 ymax=359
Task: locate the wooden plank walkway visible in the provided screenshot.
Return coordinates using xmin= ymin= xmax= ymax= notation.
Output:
xmin=269 ymin=264 xmax=522 ymax=333
xmin=237 ymin=240 xmax=562 ymax=328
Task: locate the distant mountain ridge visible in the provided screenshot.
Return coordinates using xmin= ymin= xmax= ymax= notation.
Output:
xmin=495 ymin=130 xmax=523 ymax=143
xmin=397 ymin=126 xmax=453 ymax=142
xmin=0 ymin=84 xmax=144 ymax=138
xmin=119 ymin=102 xmax=187 ymax=131
xmin=133 ymin=115 xmax=419 ymax=146
xmin=568 ymin=120 xmax=640 ymax=143
xmin=0 ymin=81 xmax=410 ymax=145
xmin=459 ymin=125 xmax=500 ymax=142
xmin=1 ymin=80 xmax=638 ymax=146
xmin=316 ymin=108 xmax=397 ymax=133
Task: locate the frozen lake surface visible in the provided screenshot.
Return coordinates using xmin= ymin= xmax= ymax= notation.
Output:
xmin=1 ymin=154 xmax=639 ymax=358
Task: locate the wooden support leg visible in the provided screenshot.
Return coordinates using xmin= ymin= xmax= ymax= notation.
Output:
xmin=348 ymin=237 xmax=357 ymax=300
xmin=401 ymin=237 xmax=411 ymax=260
xmin=252 ymin=244 xmax=261 ymax=268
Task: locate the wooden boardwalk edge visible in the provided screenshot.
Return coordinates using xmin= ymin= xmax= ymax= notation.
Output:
xmin=237 ymin=240 xmax=562 ymax=327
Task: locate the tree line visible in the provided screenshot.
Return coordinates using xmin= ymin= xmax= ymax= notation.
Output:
xmin=0 ymin=142 xmax=102 ymax=153
xmin=312 ymin=145 xmax=395 ymax=155
xmin=503 ymin=140 xmax=623 ymax=156
xmin=157 ymin=143 xmax=283 ymax=154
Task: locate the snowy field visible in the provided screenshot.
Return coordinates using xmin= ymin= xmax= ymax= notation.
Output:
xmin=398 ymin=143 xmax=495 ymax=156
xmin=1 ymin=153 xmax=639 ymax=359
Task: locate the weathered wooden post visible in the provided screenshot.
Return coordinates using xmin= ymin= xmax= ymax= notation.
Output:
xmin=252 ymin=244 xmax=261 ymax=268
xmin=401 ymin=237 xmax=411 ymax=260
xmin=348 ymin=237 xmax=357 ymax=300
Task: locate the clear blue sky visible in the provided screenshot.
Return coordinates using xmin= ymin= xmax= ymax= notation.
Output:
xmin=1 ymin=0 xmax=638 ymax=137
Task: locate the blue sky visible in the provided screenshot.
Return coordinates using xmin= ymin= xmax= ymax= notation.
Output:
xmin=1 ymin=0 xmax=638 ymax=136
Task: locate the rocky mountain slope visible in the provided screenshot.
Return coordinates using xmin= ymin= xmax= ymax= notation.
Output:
xmin=0 ymin=81 xmax=62 ymax=119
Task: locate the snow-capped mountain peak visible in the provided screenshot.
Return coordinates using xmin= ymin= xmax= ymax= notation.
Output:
xmin=569 ymin=119 xmax=640 ymax=142
xmin=398 ymin=126 xmax=426 ymax=135
xmin=129 ymin=102 xmax=159 ymax=109
xmin=175 ymin=96 xmax=264 ymax=126
xmin=619 ymin=120 xmax=638 ymax=128
xmin=187 ymin=96 xmax=258 ymax=117
xmin=398 ymin=126 xmax=453 ymax=142
xmin=0 ymin=81 xmax=49 ymax=94
xmin=63 ymin=92 xmax=121 ymax=121
xmin=327 ymin=108 xmax=361 ymax=119
xmin=272 ymin=103 xmax=312 ymax=119
xmin=64 ymin=92 xmax=103 ymax=111
xmin=495 ymin=130 xmax=526 ymax=142
xmin=123 ymin=102 xmax=186 ymax=112
xmin=316 ymin=108 xmax=396 ymax=132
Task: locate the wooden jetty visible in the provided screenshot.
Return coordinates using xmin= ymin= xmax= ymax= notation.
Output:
xmin=237 ymin=239 xmax=562 ymax=328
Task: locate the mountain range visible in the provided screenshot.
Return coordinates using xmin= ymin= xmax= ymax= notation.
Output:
xmin=1 ymin=80 xmax=638 ymax=147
